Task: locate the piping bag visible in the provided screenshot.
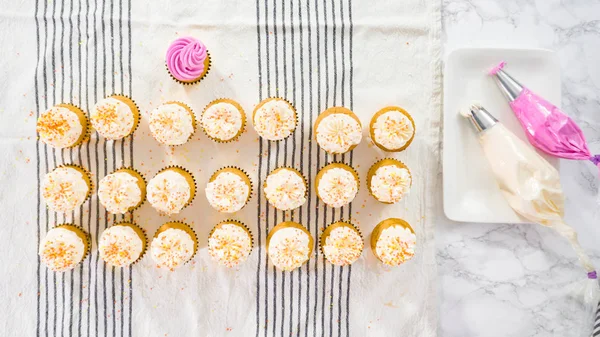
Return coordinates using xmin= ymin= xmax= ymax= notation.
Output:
xmin=462 ymin=103 xmax=599 ymax=335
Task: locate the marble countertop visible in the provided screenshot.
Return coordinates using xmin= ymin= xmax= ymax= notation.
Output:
xmin=439 ymin=0 xmax=600 ymax=336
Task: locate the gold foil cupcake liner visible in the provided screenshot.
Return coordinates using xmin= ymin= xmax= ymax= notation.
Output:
xmin=209 ymin=219 xmax=255 ymax=256
xmin=366 ymin=158 xmax=412 ymax=204
xmin=369 ymin=106 xmax=416 ymax=152
xmin=56 ymin=103 xmax=91 ymax=146
xmin=370 ymin=218 xmax=415 ymax=264
xmin=210 ymin=166 xmax=254 ymax=206
xmin=159 ymin=101 xmax=197 ymax=146
xmin=318 ymin=220 xmax=364 ymax=260
xmin=314 ymin=106 xmax=362 ymax=154
xmin=165 ymin=50 xmax=212 ymax=85
xmin=200 ymin=98 xmax=247 ymax=143
xmin=56 ymin=163 xmax=94 ymax=203
xmin=157 ymin=165 xmax=197 ymax=209
xmin=252 ymin=97 xmax=299 ymax=141
xmin=267 ymin=221 xmax=314 ymax=259
xmin=53 ymin=223 xmax=92 ymax=262
xmin=315 ymin=162 xmax=360 ymax=202
xmin=264 ymin=166 xmax=308 ymax=211
xmin=104 ymin=93 xmax=141 ymax=137
xmin=154 ymin=221 xmax=199 ymax=263
xmin=110 ymin=167 xmax=147 ymax=212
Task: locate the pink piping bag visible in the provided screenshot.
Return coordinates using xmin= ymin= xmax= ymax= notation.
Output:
xmin=489 ymin=62 xmax=600 ymax=173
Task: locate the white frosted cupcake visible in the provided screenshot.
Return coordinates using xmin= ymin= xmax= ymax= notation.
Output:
xmin=90 ymin=95 xmax=139 ymax=140
xmin=371 ymin=218 xmax=417 ymax=266
xmin=201 ymin=98 xmax=246 ymax=142
xmin=264 ymin=167 xmax=307 ymax=211
xmin=36 ymin=104 xmax=89 ymax=149
xmin=149 ymin=102 xmax=196 ymax=145
xmin=208 ymin=220 xmax=253 ymax=268
xmin=369 ymin=106 xmax=415 ymax=152
xmin=367 ymin=159 xmax=412 ymax=204
xmin=151 ymin=222 xmax=198 ymax=270
xmin=42 ymin=165 xmax=92 ymax=213
xmin=321 ymin=222 xmax=364 ymax=266
xmin=252 ymin=97 xmax=297 ymax=141
xmin=39 ymin=225 xmax=89 ymax=272
xmin=315 ymin=163 xmax=359 ymax=208
xmin=314 ymin=107 xmax=362 ymax=154
xmin=98 ymin=168 xmax=146 ymax=214
xmin=99 ymin=223 xmax=146 ymax=267
xmin=205 ymin=167 xmax=252 ymax=213
xmin=147 ymin=166 xmax=196 ymax=215
xmin=267 ymin=221 xmax=313 ymax=271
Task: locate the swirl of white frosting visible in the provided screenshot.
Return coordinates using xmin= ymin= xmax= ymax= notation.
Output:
xmin=375 ymin=225 xmax=416 ymax=266
xmin=317 ymin=167 xmax=358 ymax=208
xmin=149 ymin=103 xmax=194 ymax=145
xmin=253 ymin=99 xmax=296 ymax=140
xmin=147 ymin=170 xmax=191 ymax=215
xmin=90 ymin=97 xmax=135 ymax=139
xmin=201 ymin=102 xmax=243 ymax=141
xmin=42 ymin=167 xmax=89 ymax=213
xmin=370 ymin=165 xmax=411 ymax=203
xmin=98 ymin=171 xmax=142 ymax=214
xmin=264 ymin=169 xmax=306 ymax=210
xmin=268 ymin=227 xmax=310 ymax=271
xmin=39 ymin=227 xmax=86 ymax=272
xmin=37 ymin=106 xmax=84 ymax=148
xmin=151 ymin=228 xmax=195 ymax=270
xmin=99 ymin=225 xmax=144 ymax=267
xmin=205 ymin=171 xmax=250 ymax=213
xmin=208 ymin=223 xmax=253 ymax=268
xmin=322 ymin=226 xmax=363 ymax=266
xmin=316 ymin=113 xmax=362 ymax=153
xmin=373 ymin=111 xmax=414 ymax=150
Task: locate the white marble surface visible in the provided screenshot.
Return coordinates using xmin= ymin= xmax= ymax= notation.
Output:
xmin=440 ymin=0 xmax=600 ymax=336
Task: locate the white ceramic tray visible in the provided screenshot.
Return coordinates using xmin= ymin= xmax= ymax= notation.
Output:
xmin=443 ymin=48 xmax=561 ymax=223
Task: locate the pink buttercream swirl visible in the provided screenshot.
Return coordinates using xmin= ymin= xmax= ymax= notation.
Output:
xmin=166 ymin=37 xmax=208 ymax=82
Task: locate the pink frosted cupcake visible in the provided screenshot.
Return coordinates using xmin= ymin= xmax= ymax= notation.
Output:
xmin=165 ymin=36 xmax=211 ymax=84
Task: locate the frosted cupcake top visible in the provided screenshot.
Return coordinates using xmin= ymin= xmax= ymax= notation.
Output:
xmin=375 ymin=225 xmax=416 ymax=266
xmin=201 ymin=102 xmax=244 ymax=141
xmin=264 ymin=169 xmax=306 ymax=211
xmin=90 ymin=97 xmax=135 ymax=139
xmin=147 ymin=170 xmax=191 ymax=215
xmin=317 ymin=167 xmax=358 ymax=208
xmin=99 ymin=225 xmax=144 ymax=267
xmin=166 ymin=37 xmax=208 ymax=82
xmin=268 ymin=227 xmax=311 ymax=271
xmin=208 ymin=223 xmax=253 ymax=268
xmin=151 ymin=228 xmax=195 ymax=270
xmin=316 ymin=113 xmax=362 ymax=153
xmin=253 ymin=99 xmax=296 ymax=140
xmin=205 ymin=171 xmax=250 ymax=213
xmin=322 ymin=226 xmax=363 ymax=266
xmin=39 ymin=227 xmax=86 ymax=272
xmin=370 ymin=165 xmax=411 ymax=203
xmin=37 ymin=105 xmax=84 ymax=148
xmin=372 ymin=110 xmax=414 ymax=150
xmin=149 ymin=103 xmax=194 ymax=145
xmin=42 ymin=166 xmax=89 ymax=213
xmin=98 ymin=171 xmax=142 ymax=214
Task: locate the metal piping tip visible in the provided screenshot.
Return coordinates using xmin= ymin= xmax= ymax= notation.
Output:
xmin=492 ymin=68 xmax=524 ymax=102
xmin=463 ymin=103 xmax=498 ymax=133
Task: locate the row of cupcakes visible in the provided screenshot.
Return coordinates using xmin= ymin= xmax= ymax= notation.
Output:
xmin=41 ymin=159 xmax=411 ymax=215
xmin=36 ymin=96 xmax=415 ymax=153
xmin=39 ymin=218 xmax=417 ymax=273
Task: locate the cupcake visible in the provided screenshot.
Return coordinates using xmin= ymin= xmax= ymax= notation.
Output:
xmin=147 ymin=166 xmax=196 ymax=215
xmin=200 ymin=98 xmax=246 ymax=143
xmin=165 ymin=36 xmax=211 ymax=84
xmin=42 ymin=165 xmax=92 ymax=213
xmin=264 ymin=167 xmax=307 ymax=211
xmin=267 ymin=221 xmax=313 ymax=271
xmin=98 ymin=168 xmax=146 ymax=214
xmin=205 ymin=167 xmax=252 ymax=213
xmin=149 ymin=102 xmax=196 ymax=146
xmin=314 ymin=107 xmax=362 ymax=154
xmin=371 ymin=218 xmax=417 ymax=266
xmin=315 ymin=163 xmax=359 ymax=208
xmin=208 ymin=220 xmax=253 ymax=268
xmin=151 ymin=222 xmax=198 ymax=270
xmin=99 ymin=222 xmax=147 ymax=267
xmin=36 ymin=103 xmax=89 ymax=149
xmin=252 ymin=97 xmax=297 ymax=141
xmin=367 ymin=159 xmax=412 ymax=204
xmin=321 ymin=221 xmax=364 ymax=266
xmin=369 ymin=106 xmax=415 ymax=152
xmin=39 ymin=224 xmax=90 ymax=272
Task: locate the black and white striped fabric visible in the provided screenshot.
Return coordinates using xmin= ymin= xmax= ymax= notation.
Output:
xmin=594 ymin=302 xmax=600 ymax=337
xmin=3 ymin=0 xmax=441 ymax=336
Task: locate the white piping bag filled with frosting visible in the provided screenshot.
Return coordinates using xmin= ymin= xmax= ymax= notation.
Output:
xmin=461 ymin=103 xmax=599 ymax=336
